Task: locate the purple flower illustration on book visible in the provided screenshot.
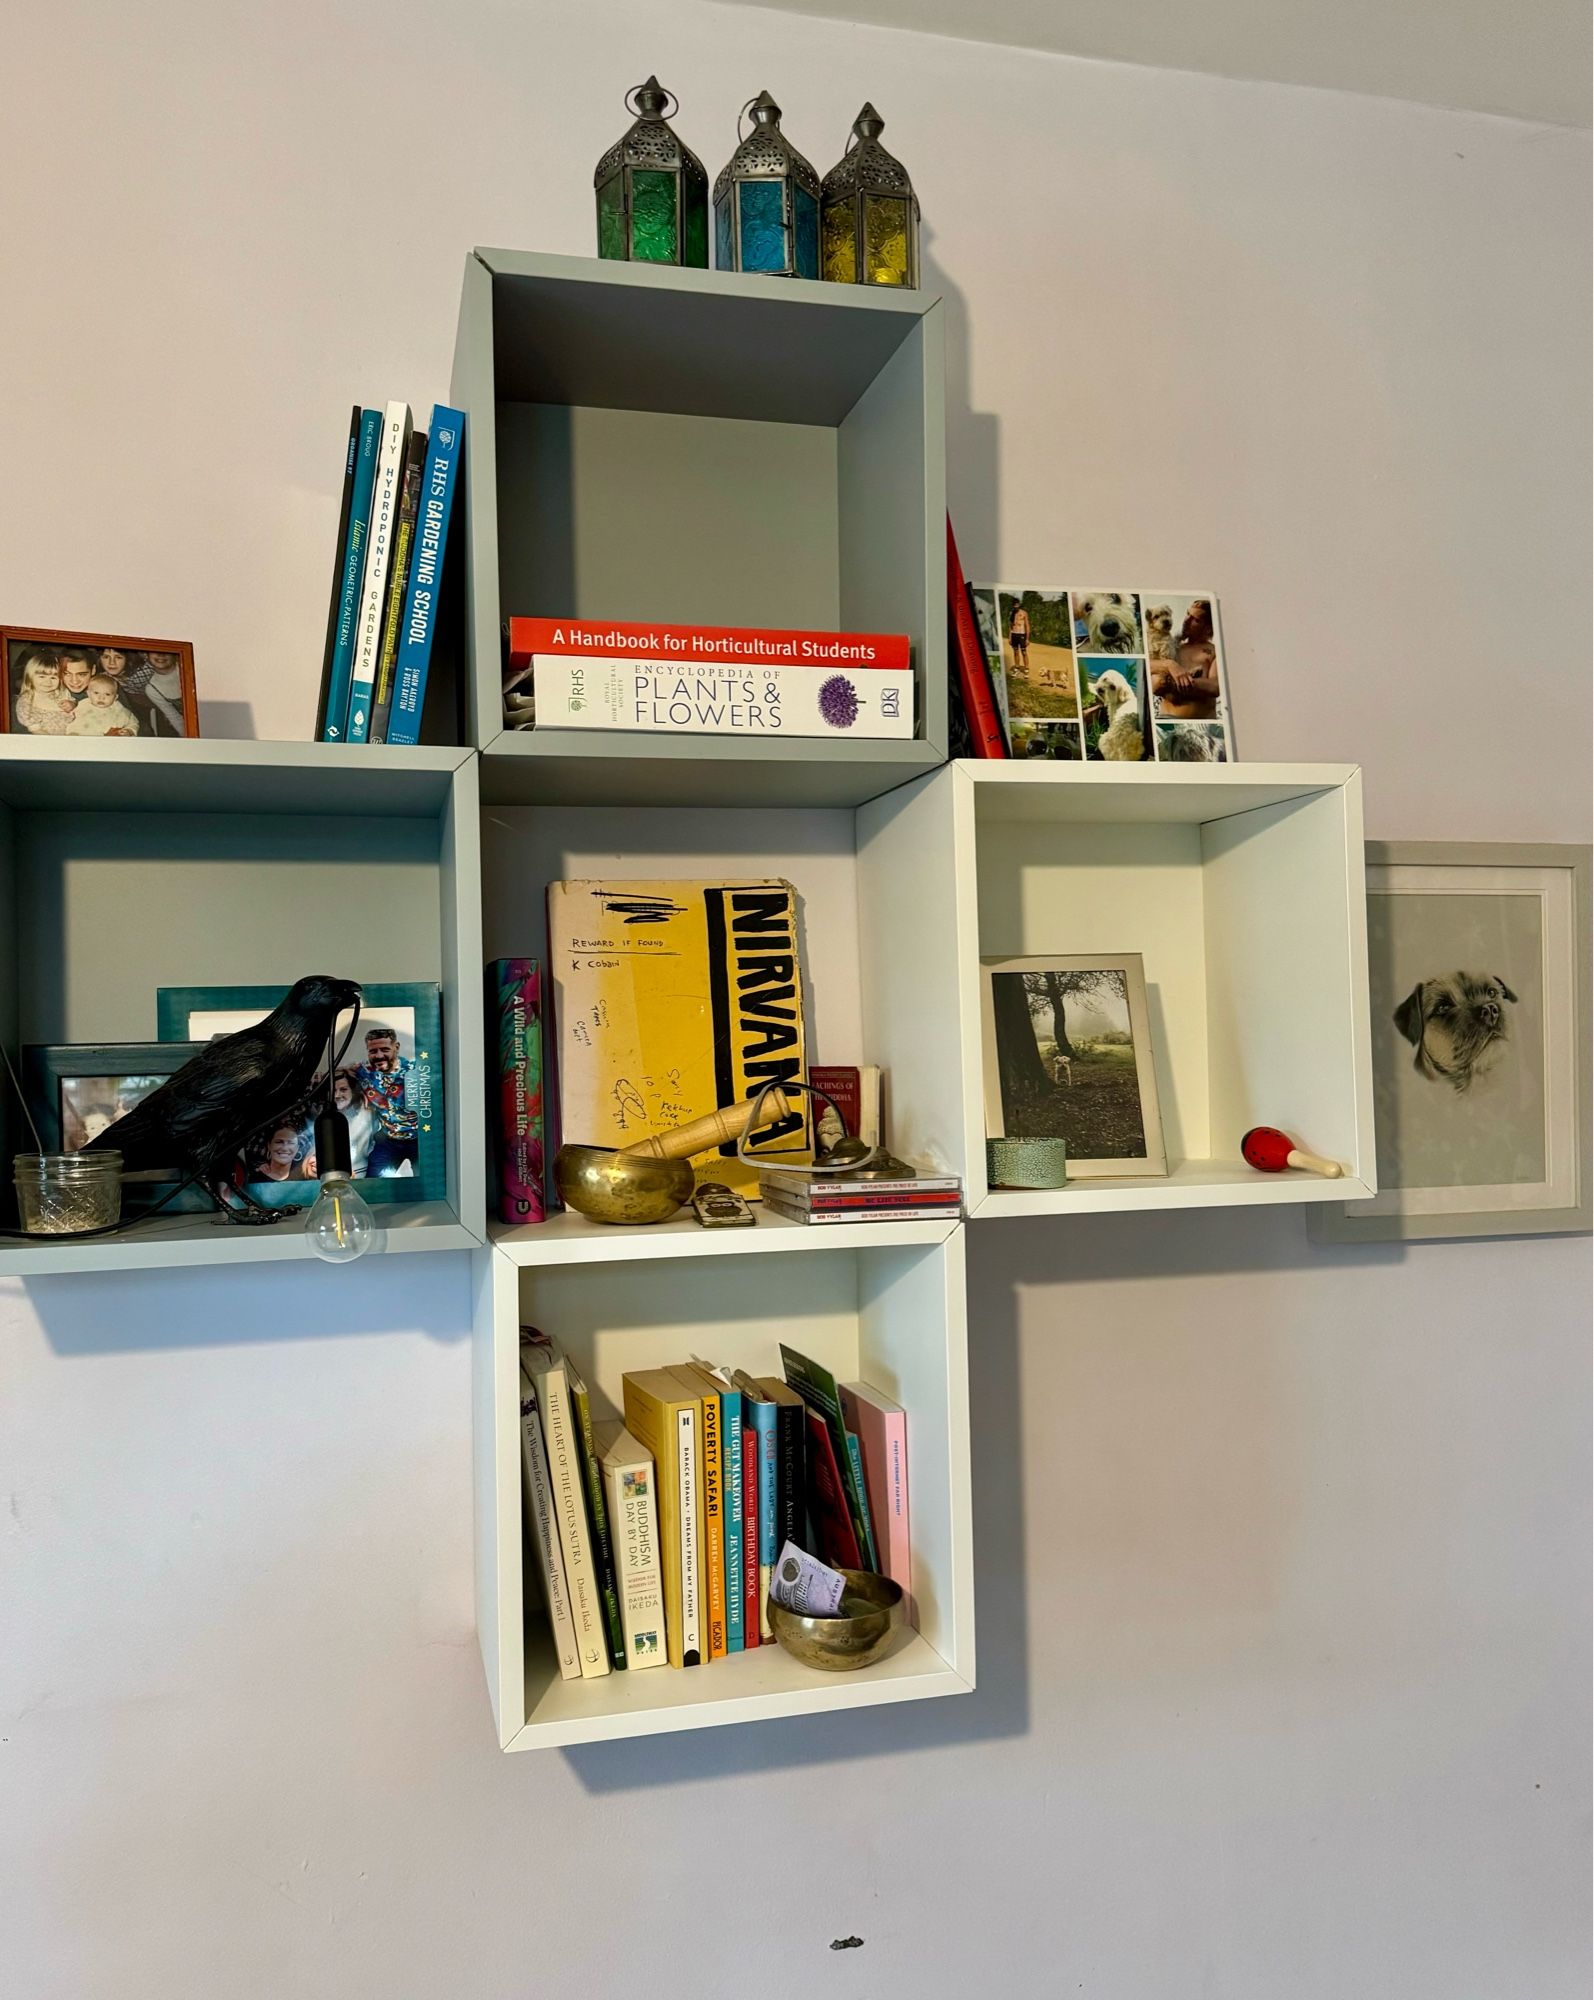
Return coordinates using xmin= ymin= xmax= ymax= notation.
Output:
xmin=818 ymin=674 xmax=860 ymax=729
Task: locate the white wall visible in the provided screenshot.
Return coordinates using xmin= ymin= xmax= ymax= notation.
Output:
xmin=2 ymin=4 xmax=1588 ymax=1996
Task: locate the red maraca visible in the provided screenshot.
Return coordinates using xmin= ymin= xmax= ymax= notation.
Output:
xmin=1241 ymin=1127 xmax=1343 ymax=1178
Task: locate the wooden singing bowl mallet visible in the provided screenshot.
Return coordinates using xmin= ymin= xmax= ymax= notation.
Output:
xmin=554 ymin=1089 xmax=794 ymax=1225
xmin=1241 ymin=1126 xmax=1343 ymax=1178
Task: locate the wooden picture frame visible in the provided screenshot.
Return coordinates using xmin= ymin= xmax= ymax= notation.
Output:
xmin=1309 ymin=841 xmax=1591 ymax=1241
xmin=1 ymin=626 xmax=200 ymax=739
xmin=980 ymin=952 xmax=1167 ymax=1177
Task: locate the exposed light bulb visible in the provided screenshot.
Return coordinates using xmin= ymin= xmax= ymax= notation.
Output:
xmin=306 ymin=1175 xmax=375 ymax=1262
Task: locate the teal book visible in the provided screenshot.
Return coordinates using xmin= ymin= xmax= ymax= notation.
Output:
xmin=321 ymin=407 xmax=382 ymax=742
xmin=844 ymin=1429 xmax=880 ymax=1571
xmin=154 ymin=981 xmax=445 ymax=1209
xmin=685 ymin=1365 xmax=744 ymax=1652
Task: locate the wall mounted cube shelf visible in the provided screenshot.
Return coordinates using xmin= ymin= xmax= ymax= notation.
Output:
xmin=451 ymin=249 xmax=947 ymax=809
xmin=0 ymin=739 xmax=485 ymax=1275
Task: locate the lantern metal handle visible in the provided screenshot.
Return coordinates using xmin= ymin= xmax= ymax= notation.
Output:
xmin=627 ymin=77 xmax=679 ymax=121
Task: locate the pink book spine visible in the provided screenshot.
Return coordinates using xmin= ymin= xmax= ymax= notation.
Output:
xmin=740 ymin=1424 xmax=760 ymax=1646
xmin=841 ymin=1387 xmax=910 ymax=1607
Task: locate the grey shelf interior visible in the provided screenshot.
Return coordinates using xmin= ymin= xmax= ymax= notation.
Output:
xmin=452 ymin=249 xmax=947 ymax=791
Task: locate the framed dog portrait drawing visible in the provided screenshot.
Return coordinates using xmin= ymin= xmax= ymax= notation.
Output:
xmin=981 ymin=953 xmax=1167 ymax=1177
xmin=1310 ymin=842 xmax=1590 ymax=1241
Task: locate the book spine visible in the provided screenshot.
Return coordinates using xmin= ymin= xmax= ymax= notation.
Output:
xmin=534 ymin=1359 xmax=609 ymax=1678
xmin=782 ymin=1345 xmax=874 ymax=1567
xmin=368 ymin=428 xmax=428 ymax=743
xmin=345 ymin=400 xmax=411 ymax=743
xmin=740 ymin=1422 xmax=760 ymax=1649
xmin=844 ymin=1429 xmax=880 ymax=1571
xmin=947 ymin=515 xmax=1009 ymax=758
xmin=696 ymin=1387 xmax=726 ymax=1661
xmin=675 ymin=1406 xmax=702 ymax=1667
xmin=620 ymin=1379 xmax=688 ymax=1669
xmin=603 ymin=1453 xmax=667 ymax=1671
xmin=803 ymin=1408 xmax=863 ymax=1570
xmin=571 ymin=1379 xmax=627 ymax=1670
xmin=807 ymin=1064 xmax=861 ymax=1140
xmin=509 ymin=616 xmax=910 ymax=674
xmin=387 ymin=405 xmax=464 ymax=747
xmin=774 ymin=1401 xmax=805 ymax=1560
xmin=721 ymin=1392 xmax=744 ymax=1653
xmin=314 ymin=408 xmax=360 ymax=741
xmin=875 ymin=1410 xmax=910 ymax=1601
xmin=753 ymin=1401 xmax=777 ymax=1641
xmin=518 ymin=1376 xmax=581 ymax=1681
xmin=321 ymin=409 xmax=383 ymax=741
xmin=529 ymin=655 xmax=914 ymax=739
xmin=492 ymin=959 xmax=544 ymax=1226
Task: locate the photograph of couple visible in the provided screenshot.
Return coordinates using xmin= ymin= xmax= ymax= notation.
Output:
xmin=3 ymin=630 xmax=199 ymax=737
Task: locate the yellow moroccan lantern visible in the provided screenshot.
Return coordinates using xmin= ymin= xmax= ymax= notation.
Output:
xmin=820 ymin=103 xmax=919 ymax=288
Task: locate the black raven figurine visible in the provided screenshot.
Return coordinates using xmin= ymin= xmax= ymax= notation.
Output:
xmin=82 ymin=975 xmax=362 ymax=1223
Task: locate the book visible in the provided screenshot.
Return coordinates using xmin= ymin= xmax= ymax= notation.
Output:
xmin=568 ymin=1361 xmax=627 ymax=1670
xmin=593 ymin=1420 xmax=667 ymax=1670
xmin=780 ymin=1343 xmax=875 ymax=1569
xmin=313 ymin=408 xmax=360 ymax=741
xmin=806 ymin=1065 xmax=883 ymax=1149
xmin=368 ymin=426 xmax=428 ymax=743
xmin=547 ymin=878 xmax=810 ymax=1200
xmin=685 ymin=1363 xmax=744 ymax=1653
xmin=386 ymin=405 xmax=464 ymax=747
xmin=509 ymin=616 xmax=910 ymax=676
xmin=740 ymin=1420 xmax=760 ymax=1648
xmin=732 ymin=1372 xmax=778 ymax=1640
xmin=521 ymin=1333 xmax=609 ymax=1677
xmin=490 ymin=959 xmax=544 ymax=1227
xmin=840 ymin=1381 xmax=910 ymax=1603
xmin=947 ymin=517 xmax=1008 ymax=759
xmin=320 ymin=407 xmax=382 ymax=742
xmin=621 ymin=1367 xmax=703 ymax=1668
xmin=517 ymin=1360 xmax=580 ymax=1682
xmin=520 ymin=655 xmax=914 ymax=740
xmin=843 ymin=1428 xmax=880 ymax=1570
xmin=670 ymin=1365 xmax=725 ymax=1660
xmin=345 ymin=399 xmax=412 ymax=744
xmin=752 ymin=1377 xmax=807 ymax=1574
xmin=802 ymin=1407 xmax=863 ymax=1570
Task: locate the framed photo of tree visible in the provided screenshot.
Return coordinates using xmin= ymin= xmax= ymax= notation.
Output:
xmin=980 ymin=953 xmax=1167 ymax=1177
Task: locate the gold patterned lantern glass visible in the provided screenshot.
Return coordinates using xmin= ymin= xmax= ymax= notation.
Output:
xmin=820 ymin=103 xmax=919 ymax=288
xmin=712 ymin=90 xmax=821 ymax=279
xmin=594 ymin=76 xmax=709 ymax=268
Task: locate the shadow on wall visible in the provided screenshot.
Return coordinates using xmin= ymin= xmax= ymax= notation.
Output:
xmin=15 ymin=1251 xmax=473 ymax=1355
xmin=924 ymin=234 xmax=1002 ymax=603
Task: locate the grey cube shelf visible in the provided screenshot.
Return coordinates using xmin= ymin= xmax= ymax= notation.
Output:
xmin=0 ymin=739 xmax=485 ymax=1274
xmin=451 ymin=248 xmax=947 ymax=809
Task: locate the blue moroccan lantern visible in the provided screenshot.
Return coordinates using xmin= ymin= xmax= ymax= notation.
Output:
xmin=713 ymin=90 xmax=821 ymax=280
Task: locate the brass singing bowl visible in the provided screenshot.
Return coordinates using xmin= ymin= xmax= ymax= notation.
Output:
xmin=768 ymin=1568 xmax=905 ymax=1672
xmin=553 ymin=1144 xmax=696 ymax=1226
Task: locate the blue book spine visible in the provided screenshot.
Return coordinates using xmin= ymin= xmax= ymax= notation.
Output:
xmin=322 ymin=409 xmax=382 ymax=742
xmin=845 ymin=1430 xmax=880 ymax=1570
xmin=719 ymin=1386 xmax=744 ymax=1651
xmin=753 ymin=1396 xmax=777 ymax=1599
xmin=386 ymin=404 xmax=464 ymax=747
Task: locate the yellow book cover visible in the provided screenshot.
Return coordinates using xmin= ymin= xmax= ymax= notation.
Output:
xmin=548 ymin=878 xmax=811 ymax=1198
xmin=672 ymin=1365 xmax=726 ymax=1660
xmin=622 ymin=1368 xmax=702 ymax=1668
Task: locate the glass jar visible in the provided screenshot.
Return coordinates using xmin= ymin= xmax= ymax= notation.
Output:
xmin=12 ymin=1151 xmax=123 ymax=1235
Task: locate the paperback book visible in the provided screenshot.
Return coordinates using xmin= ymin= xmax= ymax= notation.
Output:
xmin=490 ymin=958 xmax=545 ymax=1226
xmin=317 ymin=407 xmax=383 ymax=742
xmin=594 ymin=1421 xmax=667 ymax=1669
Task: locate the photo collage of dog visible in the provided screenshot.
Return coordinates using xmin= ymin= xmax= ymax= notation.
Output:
xmin=968 ymin=586 xmax=1233 ymax=763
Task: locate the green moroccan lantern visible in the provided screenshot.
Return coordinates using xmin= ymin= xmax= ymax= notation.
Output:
xmin=713 ymin=91 xmax=821 ymax=279
xmin=820 ymin=103 xmax=919 ymax=288
xmin=594 ymin=77 xmax=709 ymax=267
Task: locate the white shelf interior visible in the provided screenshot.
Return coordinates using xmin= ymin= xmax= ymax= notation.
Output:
xmin=490 ymin=1206 xmax=959 ymax=1266
xmin=474 ymin=1233 xmax=973 ymax=1751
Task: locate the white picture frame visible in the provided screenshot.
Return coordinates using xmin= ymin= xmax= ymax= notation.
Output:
xmin=1310 ymin=842 xmax=1591 ymax=1241
xmin=979 ymin=952 xmax=1167 ymax=1177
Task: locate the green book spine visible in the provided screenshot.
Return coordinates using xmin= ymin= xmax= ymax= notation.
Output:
xmin=571 ymin=1374 xmax=628 ymax=1669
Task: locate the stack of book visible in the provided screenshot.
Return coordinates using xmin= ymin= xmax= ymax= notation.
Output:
xmin=504 ymin=617 xmax=916 ymax=740
xmin=518 ymin=1330 xmax=909 ymax=1680
xmin=759 ymin=1166 xmax=962 ymax=1226
xmin=313 ymin=402 xmax=463 ymax=747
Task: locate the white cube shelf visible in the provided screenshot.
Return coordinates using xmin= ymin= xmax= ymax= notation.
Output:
xmin=859 ymin=761 xmax=1376 ymax=1218
xmin=471 ymin=1232 xmax=973 ymax=1751
xmin=0 ymin=739 xmax=485 ymax=1274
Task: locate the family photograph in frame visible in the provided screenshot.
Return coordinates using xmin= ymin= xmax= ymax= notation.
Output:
xmin=981 ymin=953 xmax=1167 ymax=1177
xmin=2 ymin=627 xmax=200 ymax=739
xmin=1310 ymin=842 xmax=1590 ymax=1241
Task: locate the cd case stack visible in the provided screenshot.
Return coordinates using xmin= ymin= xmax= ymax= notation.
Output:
xmin=758 ymin=1169 xmax=962 ymax=1226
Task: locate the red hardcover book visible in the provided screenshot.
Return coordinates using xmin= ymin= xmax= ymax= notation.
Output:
xmin=741 ymin=1422 xmax=760 ymax=1648
xmin=802 ymin=1407 xmax=863 ymax=1570
xmin=947 ymin=517 xmax=1009 ymax=758
xmin=808 ymin=1064 xmax=860 ymax=1139
xmin=509 ymin=617 xmax=910 ymax=674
